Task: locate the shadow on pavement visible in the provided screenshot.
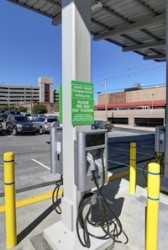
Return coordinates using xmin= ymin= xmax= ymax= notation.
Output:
xmin=17 ymin=179 xmax=127 ymax=246
xmin=17 ymin=199 xmax=61 ymax=244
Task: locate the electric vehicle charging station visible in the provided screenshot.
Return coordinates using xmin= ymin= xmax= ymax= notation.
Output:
xmin=44 ymin=1 xmax=125 ymax=249
xmin=75 ymin=130 xmax=108 ymax=192
xmin=50 ymin=122 xmax=63 ymax=175
xmin=155 ymin=126 xmax=165 ymax=153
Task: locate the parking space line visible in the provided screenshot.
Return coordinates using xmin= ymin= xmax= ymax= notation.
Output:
xmin=31 ymin=159 xmax=50 ymax=171
xmin=108 ymin=160 xmax=129 ymax=167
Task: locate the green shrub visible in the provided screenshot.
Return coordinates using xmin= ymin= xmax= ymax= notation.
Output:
xmin=32 ymin=104 xmax=47 ymax=114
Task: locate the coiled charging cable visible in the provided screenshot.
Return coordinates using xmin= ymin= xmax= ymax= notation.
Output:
xmin=52 ymin=175 xmax=63 ymax=214
xmin=76 ymin=151 xmax=128 ymax=248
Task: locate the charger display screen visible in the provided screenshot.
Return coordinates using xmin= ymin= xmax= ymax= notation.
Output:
xmin=86 ymin=133 xmax=105 ymax=147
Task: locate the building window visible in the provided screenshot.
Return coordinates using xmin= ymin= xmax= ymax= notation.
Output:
xmin=44 ymin=84 xmax=50 ymax=102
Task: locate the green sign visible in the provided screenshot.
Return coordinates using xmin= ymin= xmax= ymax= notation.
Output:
xmin=72 ymin=80 xmax=94 ymax=126
xmin=59 ymin=84 xmax=62 ymax=124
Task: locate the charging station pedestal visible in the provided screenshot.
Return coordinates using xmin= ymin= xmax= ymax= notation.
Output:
xmin=50 ymin=123 xmax=63 ymax=175
xmin=44 ymin=129 xmax=127 ymax=249
xmin=75 ymin=130 xmax=108 ymax=192
xmin=44 ymin=130 xmax=113 ymax=249
xmin=155 ymin=126 xmax=168 ymax=192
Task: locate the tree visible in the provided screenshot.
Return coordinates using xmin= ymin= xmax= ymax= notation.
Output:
xmin=32 ymin=103 xmax=47 ymax=114
xmin=17 ymin=106 xmax=28 ymax=113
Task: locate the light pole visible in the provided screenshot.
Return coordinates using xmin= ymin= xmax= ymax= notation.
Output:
xmin=97 ymin=91 xmax=101 ymax=105
xmin=6 ymin=92 xmax=10 ymax=108
xmin=6 ymin=97 xmax=9 ymax=108
xmin=104 ymin=76 xmax=108 ymax=121
xmin=152 ymin=93 xmax=154 ymax=110
xmin=31 ymin=83 xmax=33 ymax=114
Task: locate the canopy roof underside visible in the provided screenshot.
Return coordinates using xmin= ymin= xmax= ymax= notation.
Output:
xmin=8 ymin=0 xmax=166 ymax=62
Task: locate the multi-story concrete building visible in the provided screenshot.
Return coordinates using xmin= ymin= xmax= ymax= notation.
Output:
xmin=0 ymin=77 xmax=59 ymax=107
xmin=0 ymin=84 xmax=39 ymax=106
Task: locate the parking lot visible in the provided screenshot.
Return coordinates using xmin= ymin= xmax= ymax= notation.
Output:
xmin=0 ymin=127 xmax=155 ymax=195
xmin=0 ymin=131 xmax=56 ymax=195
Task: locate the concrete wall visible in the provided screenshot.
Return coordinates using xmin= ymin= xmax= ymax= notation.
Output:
xmin=126 ymin=86 xmax=166 ymax=103
xmin=109 ymin=92 xmax=126 ymax=104
xmin=98 ymin=94 xmax=110 ymax=105
xmin=98 ymin=86 xmax=166 ymax=105
xmin=94 ymin=108 xmax=165 ymax=126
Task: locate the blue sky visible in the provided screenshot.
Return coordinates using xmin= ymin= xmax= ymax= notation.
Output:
xmin=0 ymin=0 xmax=166 ymax=96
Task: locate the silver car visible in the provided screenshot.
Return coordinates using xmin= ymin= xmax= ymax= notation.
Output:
xmin=33 ymin=117 xmax=59 ymax=134
xmin=29 ymin=114 xmax=46 ymax=121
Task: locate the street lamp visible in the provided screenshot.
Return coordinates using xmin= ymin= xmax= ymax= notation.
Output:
xmin=6 ymin=97 xmax=9 ymax=108
xmin=31 ymin=83 xmax=33 ymax=114
xmin=104 ymin=76 xmax=108 ymax=121
xmin=97 ymin=91 xmax=101 ymax=105
xmin=152 ymin=93 xmax=154 ymax=110
xmin=6 ymin=92 xmax=10 ymax=108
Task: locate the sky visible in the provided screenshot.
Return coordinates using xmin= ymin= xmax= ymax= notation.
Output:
xmin=0 ymin=0 xmax=166 ymax=99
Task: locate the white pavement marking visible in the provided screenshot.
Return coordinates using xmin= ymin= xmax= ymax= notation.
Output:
xmin=32 ymin=158 xmax=50 ymax=171
xmin=108 ymin=160 xmax=129 ymax=167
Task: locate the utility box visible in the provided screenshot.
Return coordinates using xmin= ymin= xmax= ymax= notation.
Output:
xmin=155 ymin=126 xmax=165 ymax=153
xmin=75 ymin=130 xmax=108 ymax=192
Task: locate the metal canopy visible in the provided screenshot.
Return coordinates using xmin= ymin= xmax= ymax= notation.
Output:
xmin=7 ymin=0 xmax=166 ymax=62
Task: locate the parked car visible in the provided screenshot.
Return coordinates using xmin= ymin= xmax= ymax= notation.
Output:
xmin=0 ymin=110 xmax=9 ymax=121
xmin=0 ymin=110 xmax=18 ymax=121
xmin=29 ymin=114 xmax=46 ymax=121
xmin=0 ymin=110 xmax=5 ymax=121
xmin=21 ymin=112 xmax=31 ymax=118
xmin=0 ymin=122 xmax=3 ymax=134
xmin=6 ymin=114 xmax=36 ymax=135
xmin=47 ymin=115 xmax=58 ymax=119
xmin=33 ymin=117 xmax=59 ymax=134
xmin=91 ymin=120 xmax=113 ymax=131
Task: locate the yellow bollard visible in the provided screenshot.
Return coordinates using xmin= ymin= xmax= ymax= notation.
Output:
xmin=129 ymin=142 xmax=136 ymax=195
xmin=3 ymin=152 xmax=17 ymax=249
xmin=146 ymin=163 xmax=160 ymax=250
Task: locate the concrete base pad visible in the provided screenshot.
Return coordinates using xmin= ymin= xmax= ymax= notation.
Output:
xmin=43 ymin=221 xmax=128 ymax=250
xmin=42 ymin=179 xmax=168 ymax=250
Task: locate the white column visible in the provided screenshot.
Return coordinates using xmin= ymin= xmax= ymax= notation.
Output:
xmin=165 ymin=0 xmax=168 ymax=179
xmin=43 ymin=1 xmax=92 ymax=248
xmin=61 ymin=0 xmax=91 ymax=231
xmin=160 ymin=0 xmax=168 ymax=192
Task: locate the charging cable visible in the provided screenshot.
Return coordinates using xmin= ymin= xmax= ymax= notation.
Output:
xmin=52 ymin=175 xmax=63 ymax=214
xmin=76 ymin=151 xmax=128 ymax=248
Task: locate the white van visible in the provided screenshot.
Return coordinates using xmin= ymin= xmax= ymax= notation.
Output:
xmin=136 ymin=106 xmax=150 ymax=110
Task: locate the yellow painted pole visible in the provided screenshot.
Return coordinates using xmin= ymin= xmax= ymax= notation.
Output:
xmin=146 ymin=163 xmax=160 ymax=250
xmin=3 ymin=152 xmax=17 ymax=249
xmin=129 ymin=142 xmax=136 ymax=195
